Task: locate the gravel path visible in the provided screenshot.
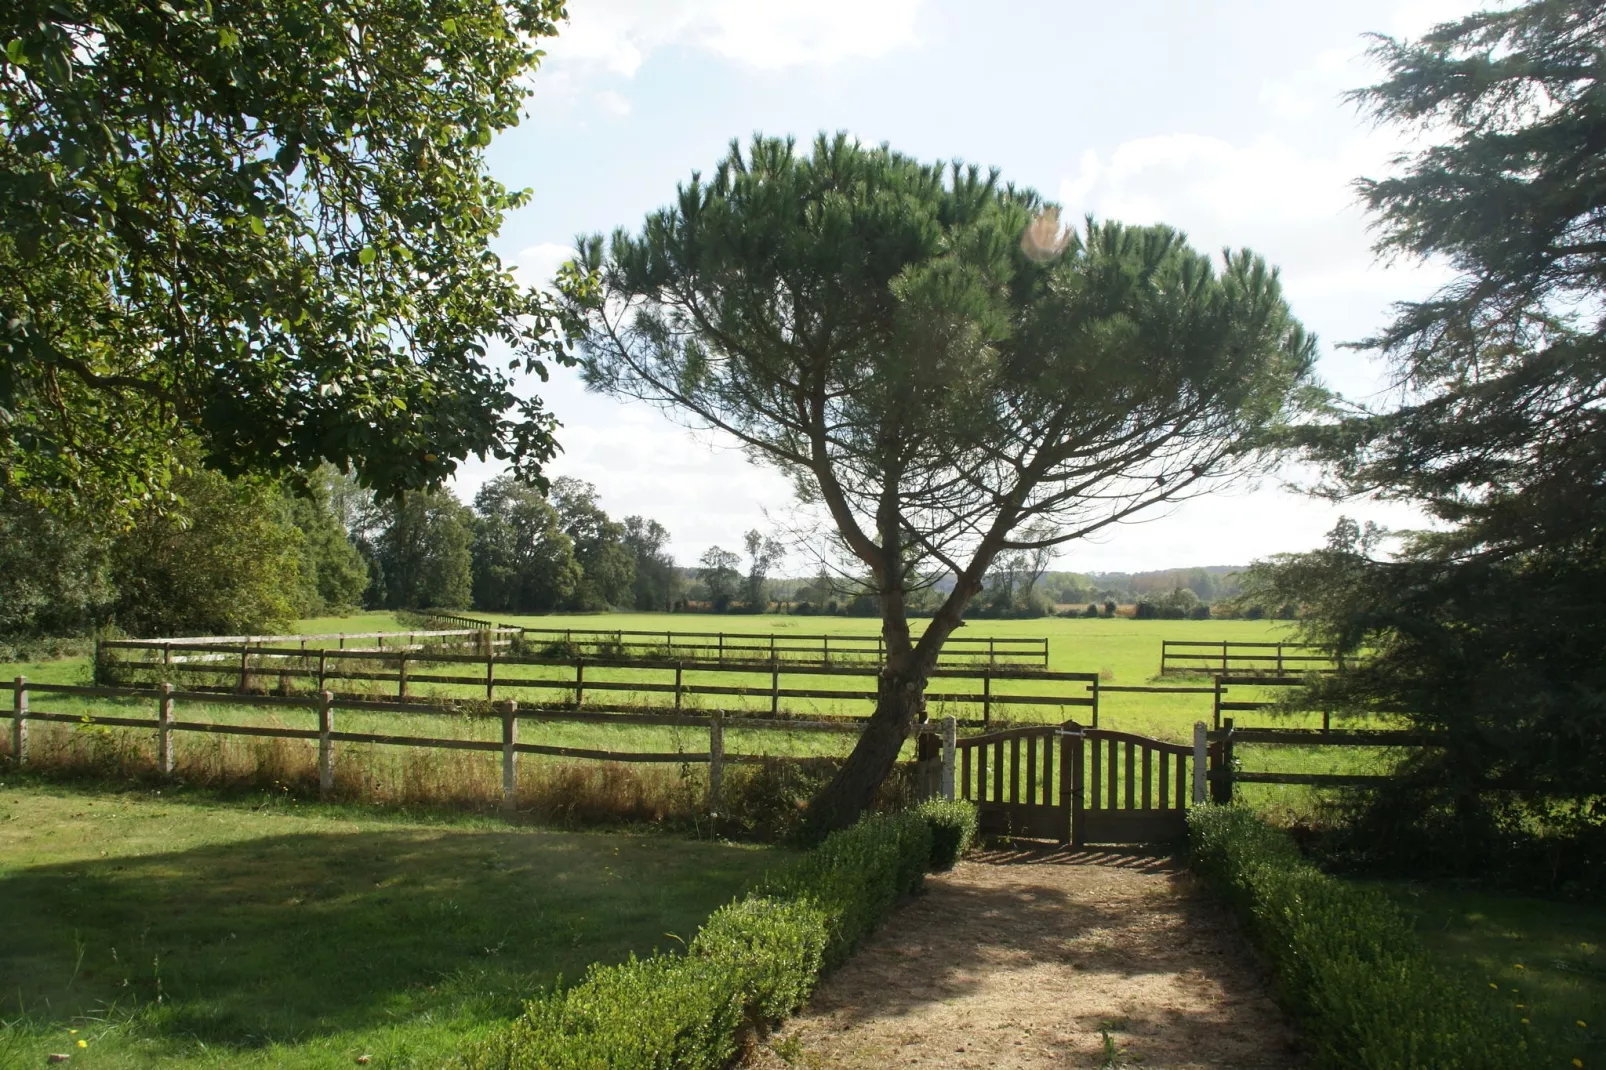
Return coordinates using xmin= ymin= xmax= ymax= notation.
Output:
xmin=750 ymin=845 xmax=1300 ymax=1069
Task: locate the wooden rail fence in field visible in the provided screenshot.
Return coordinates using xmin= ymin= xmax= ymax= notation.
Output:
xmin=97 ymin=637 xmax=1095 ymax=727
xmin=1161 ymin=640 xmax=1339 ymax=676
xmin=434 ymin=622 xmax=1050 ymax=668
xmin=1205 ymin=718 xmax=1441 ymax=798
xmin=4 ymin=675 xmax=960 ymax=815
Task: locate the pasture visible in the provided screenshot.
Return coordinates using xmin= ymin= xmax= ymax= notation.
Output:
xmin=0 ymin=780 xmax=774 ymax=1069
xmin=3 ymin=612 xmax=1383 ymax=819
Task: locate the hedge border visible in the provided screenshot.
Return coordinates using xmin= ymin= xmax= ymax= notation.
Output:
xmin=457 ymin=800 xmax=976 ymax=1070
xmin=1187 ymin=805 xmax=1542 ymax=1070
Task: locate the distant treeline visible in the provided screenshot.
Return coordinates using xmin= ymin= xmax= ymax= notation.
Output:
xmin=2 ymin=463 xmax=1276 ymax=644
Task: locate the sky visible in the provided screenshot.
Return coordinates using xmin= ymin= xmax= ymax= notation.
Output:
xmin=450 ymin=0 xmax=1481 ymax=576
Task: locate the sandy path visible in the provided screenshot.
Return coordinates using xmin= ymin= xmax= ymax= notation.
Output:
xmin=750 ymin=846 xmax=1300 ymax=1069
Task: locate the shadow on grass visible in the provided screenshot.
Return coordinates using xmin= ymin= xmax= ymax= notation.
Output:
xmin=0 ymin=827 xmax=769 ymax=1049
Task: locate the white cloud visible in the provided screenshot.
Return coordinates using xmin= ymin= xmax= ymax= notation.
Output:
xmin=508 ymin=242 xmax=576 ymax=292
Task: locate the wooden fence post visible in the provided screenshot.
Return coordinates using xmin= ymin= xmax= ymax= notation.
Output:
xmin=941 ymin=716 xmax=957 ymax=801
xmin=1211 ymin=718 xmax=1235 ymax=804
xmin=1091 ymin=676 xmax=1100 ymax=729
xmin=317 ymin=649 xmax=327 ymax=693
xmin=707 ymin=710 xmax=724 ymax=815
xmin=398 ymin=653 xmax=408 ymax=701
xmin=318 ymin=691 xmax=335 ymax=798
xmin=822 ymin=635 xmax=829 ymax=663
xmin=770 ymin=659 xmax=780 ymax=715
xmin=1213 ymin=675 xmax=1224 ymax=731
xmin=239 ymin=644 xmax=250 ymax=693
xmin=1220 ymin=640 xmax=1229 ymax=673
xmin=11 ymin=676 xmax=26 ymax=767
xmin=500 ymin=700 xmax=519 ymax=812
xmin=674 ymin=661 xmax=684 ymax=711
xmin=574 ymin=657 xmax=585 ymax=708
xmin=1192 ymin=721 xmax=1208 ymax=805
xmin=157 ymin=683 xmax=175 ymax=777
xmin=486 ymin=653 xmax=496 ymax=701
xmin=982 ymin=669 xmax=992 ymax=725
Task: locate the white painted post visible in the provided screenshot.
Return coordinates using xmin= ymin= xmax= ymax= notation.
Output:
xmin=157 ymin=683 xmax=174 ymax=776
xmin=11 ymin=676 xmax=27 ymax=766
xmin=1192 ymin=721 xmax=1208 ymax=805
xmin=501 ymin=700 xmax=519 ymax=812
xmin=318 ymin=691 xmax=335 ymax=798
xmin=941 ymin=715 xmax=957 ymax=801
xmin=708 ymin=711 xmax=724 ymax=816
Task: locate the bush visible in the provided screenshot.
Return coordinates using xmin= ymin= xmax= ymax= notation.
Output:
xmin=1188 ymin=806 xmax=1541 ymax=1069
xmin=457 ymin=811 xmax=931 ymax=1070
xmin=916 ymin=798 xmax=977 ymax=870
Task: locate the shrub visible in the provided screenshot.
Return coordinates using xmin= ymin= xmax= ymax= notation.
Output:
xmin=1189 ymin=806 xmax=1542 ymax=1069
xmin=916 ymin=798 xmax=977 ymax=870
xmin=456 ymin=811 xmax=931 ymax=1070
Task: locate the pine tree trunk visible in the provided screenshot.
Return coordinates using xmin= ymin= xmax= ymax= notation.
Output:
xmin=803 ymin=655 xmax=929 ymax=836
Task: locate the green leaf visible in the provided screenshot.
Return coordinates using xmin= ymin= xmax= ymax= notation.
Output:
xmin=4 ymin=39 xmax=27 ymax=66
xmin=358 ymin=246 xmax=377 ymax=265
xmin=248 ymin=216 xmax=267 ymax=236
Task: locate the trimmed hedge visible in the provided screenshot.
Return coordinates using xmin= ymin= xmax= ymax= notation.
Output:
xmin=456 ymin=810 xmax=932 ymax=1070
xmin=1188 ymin=806 xmax=1540 ymax=1069
xmin=916 ymin=797 xmax=978 ymax=871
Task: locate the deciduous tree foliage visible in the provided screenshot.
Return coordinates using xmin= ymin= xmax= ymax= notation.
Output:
xmin=550 ymin=477 xmax=635 ymax=610
xmin=1 ymin=0 xmax=572 ymax=517
xmin=377 ymin=489 xmax=474 ymax=610
xmin=1246 ymin=0 xmax=1606 ymax=883
xmin=471 ymin=475 xmax=581 ymax=613
xmin=623 ymin=515 xmax=679 ymax=611
xmin=568 ymin=134 xmax=1316 ymax=830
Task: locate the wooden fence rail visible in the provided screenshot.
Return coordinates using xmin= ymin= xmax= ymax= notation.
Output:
xmin=98 ymin=638 xmax=1098 ymax=727
xmin=1162 ymin=640 xmax=1340 ymax=676
xmin=4 ymin=676 xmax=959 ymax=815
xmin=1204 ymin=719 xmax=1443 ymax=799
xmin=498 ymin=625 xmax=1049 ymax=668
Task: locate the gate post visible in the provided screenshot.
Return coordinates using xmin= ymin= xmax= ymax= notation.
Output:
xmin=708 ymin=711 xmax=724 ymax=816
xmin=1210 ymin=718 xmax=1236 ymax=804
xmin=1064 ymin=727 xmax=1084 ymax=846
xmin=941 ymin=716 xmax=956 ymax=801
xmin=1192 ymin=721 xmax=1208 ymax=805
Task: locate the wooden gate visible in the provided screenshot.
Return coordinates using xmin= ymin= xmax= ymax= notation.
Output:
xmin=955 ymin=723 xmax=1197 ymax=845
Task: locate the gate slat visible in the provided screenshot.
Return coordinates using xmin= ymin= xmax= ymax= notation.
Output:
xmin=1141 ymin=746 xmax=1152 ymax=810
xmin=1125 ymin=742 xmax=1137 ymax=810
xmin=1176 ymin=752 xmax=1186 ymax=809
xmin=1158 ymin=746 xmax=1170 ymax=810
xmin=993 ymin=739 xmax=1003 ymax=802
xmin=1026 ymin=735 xmax=1037 ymax=805
xmin=1010 ymin=737 xmax=1021 ymax=805
xmin=1043 ymin=730 xmax=1054 ymax=805
xmin=1107 ymin=739 xmax=1118 ymax=810
xmin=977 ymin=745 xmax=987 ymax=803
xmin=1090 ymin=737 xmax=1102 ymax=811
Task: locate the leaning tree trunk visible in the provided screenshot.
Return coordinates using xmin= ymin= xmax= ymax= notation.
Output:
xmin=802 ymin=651 xmax=931 ymax=837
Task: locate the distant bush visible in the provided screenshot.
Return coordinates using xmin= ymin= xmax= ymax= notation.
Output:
xmin=1188 ymin=806 xmax=1542 ymax=1069
xmin=916 ymin=798 xmax=977 ymax=870
xmin=456 ymin=811 xmax=932 ymax=1070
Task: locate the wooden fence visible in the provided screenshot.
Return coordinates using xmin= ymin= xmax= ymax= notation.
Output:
xmin=4 ymin=675 xmax=959 ymax=814
xmin=1161 ymin=640 xmax=1338 ymax=676
xmin=491 ymin=625 xmax=1049 ymax=668
xmin=1206 ymin=718 xmax=1440 ymax=798
xmin=97 ymin=638 xmax=1097 ymax=727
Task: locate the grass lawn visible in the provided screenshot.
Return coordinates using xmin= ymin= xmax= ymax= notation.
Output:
xmin=0 ymin=778 xmax=775 ymax=1069
xmin=1388 ymin=883 xmax=1605 ymax=1066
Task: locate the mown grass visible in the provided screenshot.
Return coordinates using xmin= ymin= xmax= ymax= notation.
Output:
xmin=1387 ymin=882 xmax=1605 ymax=1068
xmin=0 ymin=778 xmax=776 ymax=1069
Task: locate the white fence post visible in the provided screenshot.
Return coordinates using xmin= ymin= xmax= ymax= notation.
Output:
xmin=941 ymin=715 xmax=957 ymax=801
xmin=708 ymin=710 xmax=724 ymax=816
xmin=158 ymin=683 xmax=175 ymax=776
xmin=501 ymin=700 xmax=519 ymax=812
xmin=11 ymin=676 xmax=26 ymax=766
xmin=1192 ymin=721 xmax=1208 ymax=805
xmin=318 ymin=691 xmax=335 ymax=798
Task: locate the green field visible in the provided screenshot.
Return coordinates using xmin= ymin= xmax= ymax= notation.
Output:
xmin=0 ymin=779 xmax=774 ymax=1069
xmin=3 ymin=612 xmax=1384 ymax=814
